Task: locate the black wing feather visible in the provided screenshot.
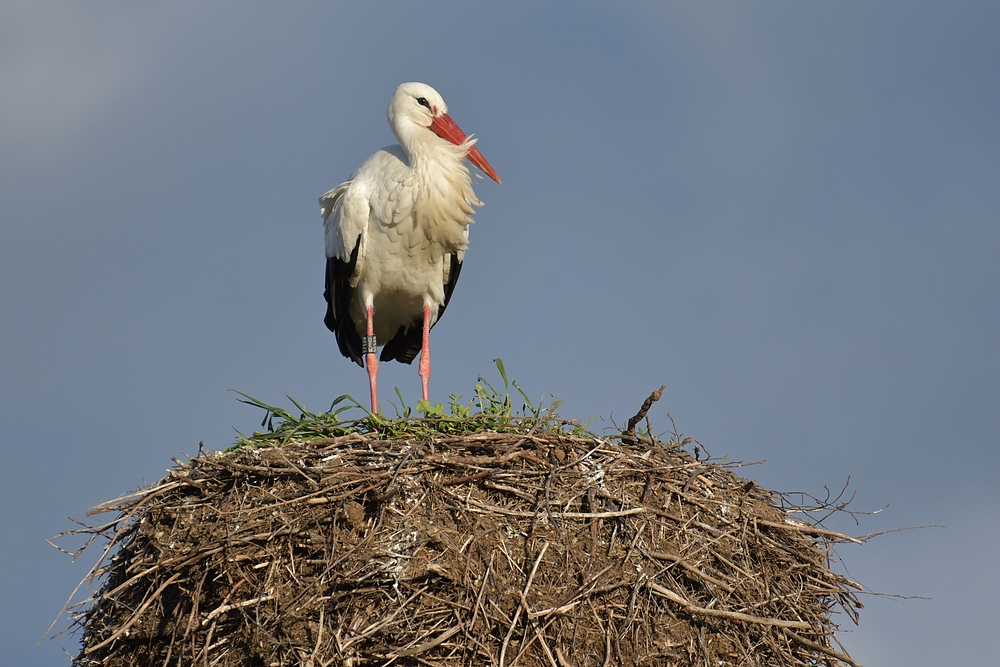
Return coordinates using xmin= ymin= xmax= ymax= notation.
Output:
xmin=440 ymin=252 xmax=463 ymax=317
xmin=324 ymin=236 xmax=364 ymax=367
xmin=379 ymin=253 xmax=464 ymax=365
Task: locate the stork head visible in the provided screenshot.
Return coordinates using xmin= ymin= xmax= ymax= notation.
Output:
xmin=388 ymin=82 xmax=501 ymax=184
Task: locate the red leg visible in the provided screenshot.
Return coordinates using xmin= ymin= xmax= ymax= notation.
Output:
xmin=365 ymin=304 xmax=379 ymax=413
xmin=418 ymin=303 xmax=432 ymax=401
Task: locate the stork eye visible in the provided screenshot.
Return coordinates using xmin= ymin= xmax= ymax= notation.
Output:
xmin=416 ymin=97 xmax=431 ymax=110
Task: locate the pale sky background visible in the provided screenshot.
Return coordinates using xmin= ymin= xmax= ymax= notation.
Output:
xmin=2 ymin=2 xmax=998 ymax=665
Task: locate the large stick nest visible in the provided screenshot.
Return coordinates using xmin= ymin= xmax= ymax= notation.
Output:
xmin=54 ymin=393 xmax=864 ymax=666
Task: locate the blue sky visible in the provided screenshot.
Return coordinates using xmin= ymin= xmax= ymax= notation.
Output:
xmin=2 ymin=2 xmax=998 ymax=665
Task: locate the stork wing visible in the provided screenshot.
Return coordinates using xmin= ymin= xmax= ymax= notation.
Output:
xmin=440 ymin=251 xmax=464 ymax=317
xmin=440 ymin=224 xmax=469 ymax=317
xmin=320 ymin=180 xmax=368 ymax=366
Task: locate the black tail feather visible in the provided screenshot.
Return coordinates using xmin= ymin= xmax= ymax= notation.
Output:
xmin=379 ymin=323 xmax=422 ymax=364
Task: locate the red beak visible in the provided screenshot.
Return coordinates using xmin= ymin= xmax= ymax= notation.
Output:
xmin=429 ymin=113 xmax=502 ymax=184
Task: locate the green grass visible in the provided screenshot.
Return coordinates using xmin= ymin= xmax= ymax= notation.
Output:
xmin=228 ymin=359 xmax=590 ymax=451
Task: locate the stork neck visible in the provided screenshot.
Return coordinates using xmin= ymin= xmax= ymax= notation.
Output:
xmin=396 ymin=126 xmax=448 ymax=163
xmin=395 ymin=135 xmax=466 ymax=188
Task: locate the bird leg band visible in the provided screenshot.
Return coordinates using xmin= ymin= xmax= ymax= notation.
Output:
xmin=361 ymin=335 xmax=378 ymax=355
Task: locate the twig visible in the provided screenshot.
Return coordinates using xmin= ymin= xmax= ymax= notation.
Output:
xmin=529 ymin=564 xmax=615 ymax=620
xmin=781 ymin=628 xmax=862 ymax=667
xmin=202 ymin=592 xmax=275 ymax=625
xmin=555 ymin=646 xmax=575 ymax=667
xmin=645 ymin=581 xmax=810 ymax=629
xmin=463 ymin=496 xmax=646 ymax=520
xmin=757 ymin=519 xmax=863 ymax=544
xmin=531 ymin=622 xmax=559 ymax=667
xmin=84 ymin=573 xmax=183 ymax=654
xmin=340 ymin=586 xmax=429 ymax=650
xmin=442 ymin=470 xmax=493 ymax=486
xmin=500 ymin=541 xmax=549 ymax=667
xmin=624 ymin=385 xmax=665 ymax=437
xmin=396 ymin=625 xmax=461 ymax=657
xmin=642 ymin=549 xmax=735 ymax=594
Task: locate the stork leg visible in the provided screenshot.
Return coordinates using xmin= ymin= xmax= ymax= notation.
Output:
xmin=418 ymin=302 xmax=432 ymax=402
xmin=365 ymin=304 xmax=379 ymax=413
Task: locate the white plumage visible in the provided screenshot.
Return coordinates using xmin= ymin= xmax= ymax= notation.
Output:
xmin=319 ymin=82 xmax=501 ymax=412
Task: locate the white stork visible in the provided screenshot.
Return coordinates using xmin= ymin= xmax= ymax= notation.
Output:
xmin=319 ymin=82 xmax=501 ymax=413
